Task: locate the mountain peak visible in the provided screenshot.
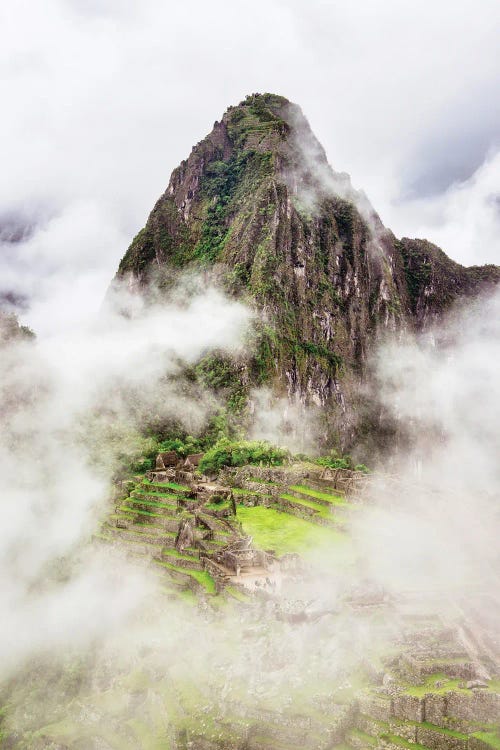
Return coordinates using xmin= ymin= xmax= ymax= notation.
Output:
xmin=114 ymin=96 xmax=498 ymax=449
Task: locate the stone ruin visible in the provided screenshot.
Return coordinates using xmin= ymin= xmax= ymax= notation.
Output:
xmin=147 ymin=449 xmax=207 ymax=485
xmin=213 ymin=535 xmax=268 ymax=577
xmin=147 ymin=449 xmax=278 ymax=592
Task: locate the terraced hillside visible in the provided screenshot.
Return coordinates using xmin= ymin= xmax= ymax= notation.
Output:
xmin=2 ymin=462 xmax=498 ymax=749
xmin=96 ymin=464 xmax=355 ymax=599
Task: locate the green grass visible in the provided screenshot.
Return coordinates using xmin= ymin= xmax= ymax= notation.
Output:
xmin=404 ymin=673 xmax=469 ymax=697
xmin=125 ymin=496 xmax=177 ymax=510
xmin=162 ymin=482 xmax=191 ymax=492
xmin=419 ymin=722 xmax=467 ymax=739
xmin=225 ymin=585 xmax=250 ymax=603
xmin=118 ymin=506 xmax=170 ymax=520
xmin=236 ymin=504 xmax=345 ymax=557
xmin=133 ymin=489 xmax=180 ymax=501
xmin=161 ymin=548 xmax=199 ymax=563
xmin=108 ymin=522 xmax=175 ymax=538
xmin=290 ymin=484 xmax=348 ymax=505
xmin=279 ymin=493 xmax=333 ymax=518
xmin=472 ymin=731 xmax=500 ymax=749
xmin=204 ymin=500 xmax=231 ymax=510
xmin=156 ymin=562 xmax=216 ymax=594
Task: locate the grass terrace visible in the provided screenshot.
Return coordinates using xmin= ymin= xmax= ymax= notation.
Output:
xmin=279 ymin=492 xmax=335 ymax=519
xmin=289 ymin=484 xmax=348 ymax=505
xmin=472 ymin=731 xmax=500 ymax=750
xmin=379 ymin=734 xmax=429 ymax=750
xmin=125 ymin=497 xmax=178 ymax=510
xmin=236 ymin=504 xmax=346 ymax=557
xmin=403 ymin=673 xmax=469 ymax=696
xmin=155 ymin=562 xmax=217 ymax=595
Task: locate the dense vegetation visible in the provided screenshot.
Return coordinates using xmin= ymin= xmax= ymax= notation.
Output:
xmin=314 ymin=452 xmax=369 ymax=473
xmin=198 ymin=439 xmax=289 ymax=474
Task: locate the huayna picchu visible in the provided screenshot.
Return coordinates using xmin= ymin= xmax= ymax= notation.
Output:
xmin=114 ymin=93 xmax=499 ymax=450
xmin=1 ymin=94 xmax=498 ymax=750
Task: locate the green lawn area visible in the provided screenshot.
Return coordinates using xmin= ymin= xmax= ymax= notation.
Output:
xmin=236 ymin=504 xmax=346 ymax=557
xmin=404 ymin=673 xmax=469 ymax=697
xmin=290 ymin=485 xmax=347 ymax=505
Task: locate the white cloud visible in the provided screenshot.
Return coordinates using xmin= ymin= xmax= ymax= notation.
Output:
xmin=387 ymin=149 xmax=500 ymax=265
xmin=0 ymin=0 xmax=498 ymax=334
xmin=0 ymin=280 xmax=252 ymax=675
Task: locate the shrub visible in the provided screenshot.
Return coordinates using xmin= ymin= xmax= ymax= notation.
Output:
xmin=157 ymin=436 xmax=204 ymax=458
xmin=315 ymin=455 xmax=352 ymax=470
xmin=314 ymin=454 xmax=370 ymax=473
xmin=354 ymin=463 xmax=370 ymax=474
xmin=199 ymin=439 xmax=289 ymax=474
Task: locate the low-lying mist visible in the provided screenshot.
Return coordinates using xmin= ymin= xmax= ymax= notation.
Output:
xmin=0 ymin=282 xmax=498 ymax=743
xmin=0 ymin=280 xmax=251 ymax=676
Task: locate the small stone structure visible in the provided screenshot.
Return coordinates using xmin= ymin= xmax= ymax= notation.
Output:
xmin=184 ymin=453 xmax=204 ymax=470
xmin=216 ymin=536 xmax=267 ymax=577
xmin=155 ymin=451 xmax=179 ymax=470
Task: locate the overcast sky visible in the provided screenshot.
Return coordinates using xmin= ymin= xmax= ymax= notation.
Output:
xmin=1 ymin=0 xmax=499 ymax=334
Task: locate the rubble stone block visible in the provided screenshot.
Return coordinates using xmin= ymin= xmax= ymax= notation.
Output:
xmin=447 ymin=691 xmax=500 ymax=723
xmin=425 ymin=694 xmax=448 ymax=725
xmin=392 ymin=694 xmax=425 ymax=722
xmin=417 ymin=725 xmax=468 ymax=750
xmin=357 ymin=694 xmax=393 ymax=722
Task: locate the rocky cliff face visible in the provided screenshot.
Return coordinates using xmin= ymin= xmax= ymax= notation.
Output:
xmin=114 ymin=93 xmax=499 ymax=449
